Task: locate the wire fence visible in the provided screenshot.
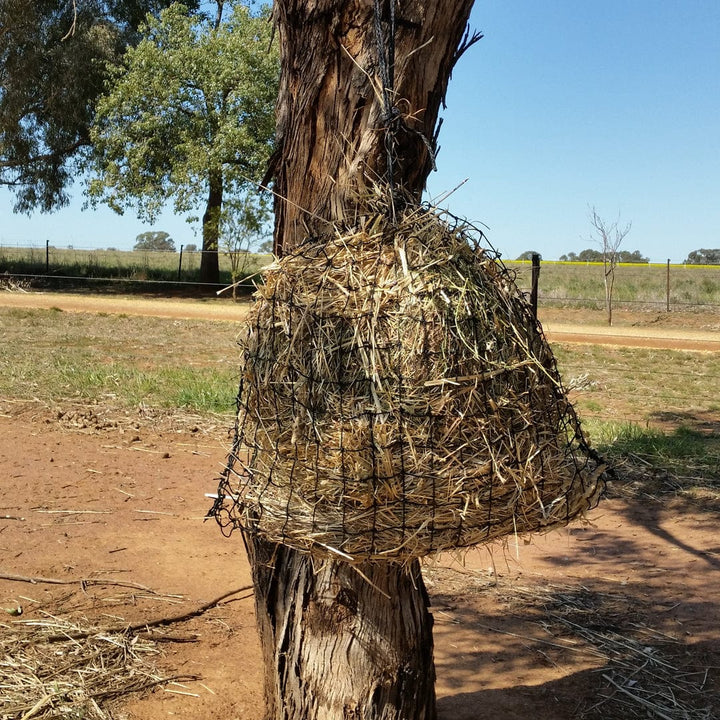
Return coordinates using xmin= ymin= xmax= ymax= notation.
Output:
xmin=509 ymin=259 xmax=720 ymax=312
xmin=0 ymin=242 xmax=269 ymax=292
xmin=1 ymin=242 xmax=719 ymax=310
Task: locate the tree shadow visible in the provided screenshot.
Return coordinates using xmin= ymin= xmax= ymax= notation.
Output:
xmin=438 ymin=648 xmax=717 ymax=720
xmin=431 ymin=581 xmax=719 ymax=719
xmin=428 ymin=456 xmax=720 ymax=719
xmin=649 ymin=409 xmax=720 ymax=436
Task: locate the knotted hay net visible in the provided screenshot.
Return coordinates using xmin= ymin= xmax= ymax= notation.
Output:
xmin=212 ymin=205 xmax=606 ymax=562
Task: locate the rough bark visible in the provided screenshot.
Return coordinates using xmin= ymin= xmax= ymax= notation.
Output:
xmin=247 ymin=1 xmax=477 ymax=717
xmin=200 ymin=169 xmax=223 ymax=284
xmin=270 ymin=0 xmax=477 ymax=253
xmin=246 ymin=537 xmax=436 ymax=720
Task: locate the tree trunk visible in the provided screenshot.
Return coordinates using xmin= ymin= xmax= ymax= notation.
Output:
xmin=603 ymin=261 xmax=614 ymax=326
xmin=246 ymin=536 xmax=436 ymax=720
xmin=270 ymin=0 xmax=477 ymax=254
xmin=247 ymin=1 xmax=477 ymax=717
xmin=200 ymin=169 xmax=223 ymax=285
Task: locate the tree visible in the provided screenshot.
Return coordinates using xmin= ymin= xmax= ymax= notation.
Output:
xmin=559 ymin=251 xmax=579 ymax=262
xmin=133 ymin=230 xmax=175 ymax=252
xmin=578 ymin=248 xmax=605 ymax=262
xmin=87 ymin=2 xmax=278 ymax=284
xmin=220 ymin=194 xmax=271 ymax=300
xmin=560 ymin=248 xmax=647 ymax=263
xmin=588 ymin=207 xmax=632 ymax=326
xmin=243 ymin=2 xmax=480 ymax=718
xmin=617 ymin=249 xmax=648 ymax=264
xmin=685 ymin=248 xmax=720 ymax=265
xmin=0 ymin=0 xmax=197 ymax=213
xmin=184 ymin=243 xmax=198 ymax=252
xmin=516 ymin=250 xmax=542 ymax=261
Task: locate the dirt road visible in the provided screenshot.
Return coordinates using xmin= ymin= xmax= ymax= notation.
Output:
xmin=2 ymin=290 xmax=719 ymax=351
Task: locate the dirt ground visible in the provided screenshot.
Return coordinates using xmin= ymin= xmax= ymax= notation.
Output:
xmin=1 ymin=410 xmax=718 ymax=719
xmin=2 ymin=290 xmax=719 ymax=352
xmin=1 ymin=292 xmax=719 ymax=718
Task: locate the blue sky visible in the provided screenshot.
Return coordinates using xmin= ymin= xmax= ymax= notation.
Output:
xmin=1 ymin=1 xmax=718 ymax=262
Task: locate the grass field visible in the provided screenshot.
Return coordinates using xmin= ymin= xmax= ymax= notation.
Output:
xmin=1 ymin=305 xmax=717 ymax=489
xmin=0 ymin=306 xmax=239 ymax=414
xmin=0 ymin=245 xmax=271 ymax=287
xmin=508 ymin=260 xmax=720 ymax=309
xmin=2 ymin=244 xmax=719 ymax=307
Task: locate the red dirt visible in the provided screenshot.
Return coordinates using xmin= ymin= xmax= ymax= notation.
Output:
xmin=1 ymin=414 xmax=718 ymax=719
xmin=1 ymin=292 xmax=719 ymax=718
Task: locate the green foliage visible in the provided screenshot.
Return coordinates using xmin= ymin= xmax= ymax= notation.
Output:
xmin=617 ymin=249 xmax=649 ymax=263
xmin=559 ymin=249 xmax=648 ymax=263
xmin=0 ymin=0 xmax=197 ymax=212
xmin=685 ymin=248 xmax=720 ymax=265
xmin=87 ymin=2 xmax=279 ymax=273
xmin=515 ymin=250 xmax=542 ymax=261
xmin=134 ymin=230 xmax=175 ymax=252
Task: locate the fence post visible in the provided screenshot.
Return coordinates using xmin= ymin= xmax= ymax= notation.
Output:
xmin=46 ymin=239 xmax=50 ymax=273
xmin=530 ymin=253 xmax=541 ymax=320
xmin=177 ymin=245 xmax=184 ymax=281
xmin=666 ymin=258 xmax=670 ymax=312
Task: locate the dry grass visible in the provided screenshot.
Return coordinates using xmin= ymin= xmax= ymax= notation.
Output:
xmin=0 ymin=610 xmax=190 ymax=720
xmin=0 ymin=306 xmax=239 ymax=417
xmin=516 ymin=583 xmax=714 ymax=720
xmin=215 ymin=206 xmax=606 ymax=561
xmin=428 ymin=568 xmax=715 ymax=720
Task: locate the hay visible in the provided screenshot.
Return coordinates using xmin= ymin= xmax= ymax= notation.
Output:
xmin=213 ymin=204 xmax=606 ymax=561
xmin=0 ymin=585 xmax=253 ymax=719
xmin=0 ymin=614 xmax=172 ymax=719
xmin=429 ymin=572 xmax=714 ymax=720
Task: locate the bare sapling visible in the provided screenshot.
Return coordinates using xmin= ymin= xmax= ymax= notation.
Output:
xmin=589 ymin=206 xmax=632 ymax=326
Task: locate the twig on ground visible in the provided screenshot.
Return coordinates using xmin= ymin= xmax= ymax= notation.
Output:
xmin=43 ymin=585 xmax=254 ymax=642
xmin=0 ymin=571 xmax=157 ymax=593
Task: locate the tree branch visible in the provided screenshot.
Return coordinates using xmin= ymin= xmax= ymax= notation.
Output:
xmin=43 ymin=586 xmax=254 ymax=642
xmin=0 ymin=138 xmax=90 ymax=169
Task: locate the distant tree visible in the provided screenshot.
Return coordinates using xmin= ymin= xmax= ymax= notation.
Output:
xmin=685 ymin=248 xmax=720 ymax=265
xmin=516 ymin=250 xmax=542 ymax=261
xmin=134 ymin=230 xmax=175 ymax=252
xmin=0 ymin=0 xmax=199 ymax=213
xmin=617 ymin=249 xmax=648 ymax=263
xmin=588 ymin=207 xmax=632 ymax=326
xmin=577 ymin=248 xmax=604 ymax=262
xmin=220 ymin=194 xmax=271 ymax=300
xmin=184 ymin=243 xmax=198 ymax=252
xmin=559 ymin=247 xmax=646 ymax=264
xmin=257 ymin=239 xmax=274 ymax=254
xmin=87 ymin=2 xmax=279 ymax=284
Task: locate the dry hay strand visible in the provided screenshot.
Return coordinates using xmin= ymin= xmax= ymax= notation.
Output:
xmin=0 ymin=273 xmax=30 ymax=292
xmin=508 ymin=583 xmax=714 ymax=720
xmin=213 ymin=204 xmax=606 ymax=561
xmin=0 ymin=608 xmax=198 ymax=720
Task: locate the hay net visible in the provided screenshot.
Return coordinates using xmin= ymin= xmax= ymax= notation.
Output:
xmin=211 ymin=204 xmax=606 ymax=562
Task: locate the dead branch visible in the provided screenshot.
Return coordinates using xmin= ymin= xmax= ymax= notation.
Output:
xmin=43 ymin=585 xmax=254 ymax=642
xmin=0 ymin=571 xmax=156 ymax=593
